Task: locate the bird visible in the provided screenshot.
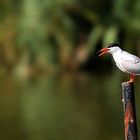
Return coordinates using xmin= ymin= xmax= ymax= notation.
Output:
xmin=98 ymin=43 xmax=140 ymax=83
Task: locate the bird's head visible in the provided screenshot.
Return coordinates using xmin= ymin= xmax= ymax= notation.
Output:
xmin=98 ymin=43 xmax=122 ymax=56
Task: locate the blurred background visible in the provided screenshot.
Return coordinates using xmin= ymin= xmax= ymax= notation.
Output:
xmin=1 ymin=0 xmax=140 ymax=140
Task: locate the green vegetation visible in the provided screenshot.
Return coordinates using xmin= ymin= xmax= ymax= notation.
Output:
xmin=0 ymin=0 xmax=140 ymax=74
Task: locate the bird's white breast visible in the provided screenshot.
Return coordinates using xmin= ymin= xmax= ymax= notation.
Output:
xmin=112 ymin=52 xmax=129 ymax=73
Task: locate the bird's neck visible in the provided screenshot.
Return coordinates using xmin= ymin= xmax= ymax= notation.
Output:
xmin=111 ymin=50 xmax=122 ymax=62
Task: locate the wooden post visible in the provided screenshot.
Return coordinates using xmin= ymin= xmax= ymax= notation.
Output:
xmin=122 ymin=82 xmax=138 ymax=140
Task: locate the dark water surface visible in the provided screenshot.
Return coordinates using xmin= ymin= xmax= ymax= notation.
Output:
xmin=0 ymin=72 xmax=140 ymax=140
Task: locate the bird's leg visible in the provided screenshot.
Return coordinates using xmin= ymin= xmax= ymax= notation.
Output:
xmin=128 ymin=74 xmax=135 ymax=83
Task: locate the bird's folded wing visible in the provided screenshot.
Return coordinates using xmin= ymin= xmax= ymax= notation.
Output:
xmin=121 ymin=51 xmax=140 ymax=64
xmin=121 ymin=61 xmax=140 ymax=74
xmin=120 ymin=51 xmax=140 ymax=74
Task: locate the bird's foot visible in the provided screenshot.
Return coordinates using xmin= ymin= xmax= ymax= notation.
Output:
xmin=127 ymin=74 xmax=135 ymax=84
xmin=128 ymin=80 xmax=134 ymax=84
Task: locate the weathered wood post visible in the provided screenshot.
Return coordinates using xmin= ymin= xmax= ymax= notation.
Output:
xmin=122 ymin=82 xmax=138 ymax=140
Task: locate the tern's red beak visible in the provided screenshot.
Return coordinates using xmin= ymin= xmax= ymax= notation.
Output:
xmin=98 ymin=47 xmax=109 ymax=57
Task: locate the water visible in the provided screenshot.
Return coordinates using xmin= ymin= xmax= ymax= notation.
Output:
xmin=0 ymin=72 xmax=140 ymax=140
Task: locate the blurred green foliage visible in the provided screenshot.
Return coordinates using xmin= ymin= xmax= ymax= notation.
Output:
xmin=0 ymin=0 xmax=138 ymax=83
xmin=0 ymin=0 xmax=140 ymax=74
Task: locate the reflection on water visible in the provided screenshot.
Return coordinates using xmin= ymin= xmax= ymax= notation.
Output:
xmin=1 ymin=72 xmax=140 ymax=140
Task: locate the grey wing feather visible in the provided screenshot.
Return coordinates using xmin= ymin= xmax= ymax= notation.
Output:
xmin=121 ymin=51 xmax=140 ymax=64
xmin=120 ymin=51 xmax=140 ymax=74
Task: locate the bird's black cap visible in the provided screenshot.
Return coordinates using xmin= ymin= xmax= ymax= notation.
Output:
xmin=107 ymin=43 xmax=120 ymax=48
